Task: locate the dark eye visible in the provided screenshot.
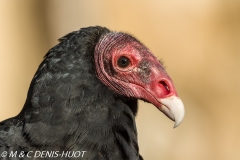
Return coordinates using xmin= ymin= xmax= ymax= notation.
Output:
xmin=117 ymin=56 xmax=130 ymax=68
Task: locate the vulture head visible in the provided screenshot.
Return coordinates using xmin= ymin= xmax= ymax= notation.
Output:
xmin=95 ymin=32 xmax=184 ymax=127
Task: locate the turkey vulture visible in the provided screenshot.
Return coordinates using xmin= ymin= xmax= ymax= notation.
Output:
xmin=0 ymin=26 xmax=184 ymax=159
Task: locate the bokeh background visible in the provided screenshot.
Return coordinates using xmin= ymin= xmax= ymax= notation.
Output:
xmin=0 ymin=1 xmax=240 ymax=159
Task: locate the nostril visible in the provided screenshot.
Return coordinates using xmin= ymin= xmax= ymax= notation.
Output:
xmin=159 ymin=81 xmax=170 ymax=94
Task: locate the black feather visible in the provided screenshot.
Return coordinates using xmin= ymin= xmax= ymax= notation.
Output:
xmin=0 ymin=26 xmax=143 ymax=159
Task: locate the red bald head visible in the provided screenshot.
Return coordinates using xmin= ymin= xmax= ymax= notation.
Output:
xmin=94 ymin=32 xmax=184 ymax=128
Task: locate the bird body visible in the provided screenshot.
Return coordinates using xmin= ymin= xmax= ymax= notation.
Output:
xmin=0 ymin=26 xmax=184 ymax=160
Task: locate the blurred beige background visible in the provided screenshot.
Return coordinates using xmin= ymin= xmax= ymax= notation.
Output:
xmin=0 ymin=1 xmax=240 ymax=160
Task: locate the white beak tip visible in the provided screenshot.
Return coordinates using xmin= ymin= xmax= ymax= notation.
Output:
xmin=173 ymin=121 xmax=182 ymax=128
xmin=159 ymin=96 xmax=185 ymax=128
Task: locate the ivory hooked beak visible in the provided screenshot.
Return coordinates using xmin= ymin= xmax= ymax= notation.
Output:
xmin=158 ymin=96 xmax=185 ymax=128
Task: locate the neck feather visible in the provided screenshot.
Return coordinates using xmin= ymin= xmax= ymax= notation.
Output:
xmin=17 ymin=26 xmax=140 ymax=159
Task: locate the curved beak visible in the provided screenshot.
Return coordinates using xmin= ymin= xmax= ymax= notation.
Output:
xmin=140 ymin=59 xmax=185 ymax=128
xmin=158 ymin=96 xmax=185 ymax=128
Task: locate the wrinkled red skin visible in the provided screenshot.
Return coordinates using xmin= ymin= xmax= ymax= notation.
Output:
xmin=94 ymin=32 xmax=178 ymax=109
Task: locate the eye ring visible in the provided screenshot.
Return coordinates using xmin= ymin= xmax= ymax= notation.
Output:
xmin=117 ymin=56 xmax=130 ymax=68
